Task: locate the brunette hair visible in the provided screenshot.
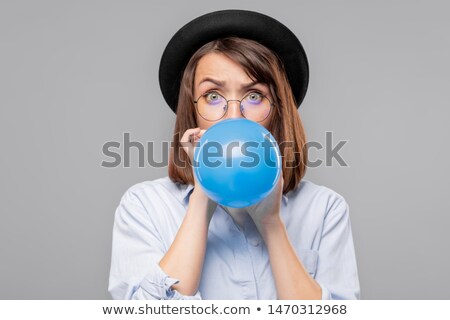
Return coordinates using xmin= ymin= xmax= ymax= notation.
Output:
xmin=168 ymin=37 xmax=308 ymax=194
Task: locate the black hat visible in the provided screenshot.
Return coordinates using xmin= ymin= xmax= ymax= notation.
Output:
xmin=159 ymin=9 xmax=309 ymax=113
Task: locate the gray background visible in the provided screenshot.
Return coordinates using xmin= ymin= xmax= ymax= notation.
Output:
xmin=1 ymin=0 xmax=449 ymax=299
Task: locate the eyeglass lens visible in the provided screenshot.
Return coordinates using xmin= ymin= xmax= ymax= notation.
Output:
xmin=196 ymin=92 xmax=271 ymax=122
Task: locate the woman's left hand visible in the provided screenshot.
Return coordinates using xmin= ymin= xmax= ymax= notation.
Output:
xmin=247 ymin=175 xmax=284 ymax=231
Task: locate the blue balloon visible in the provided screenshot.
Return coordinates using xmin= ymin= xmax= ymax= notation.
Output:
xmin=193 ymin=118 xmax=282 ymax=208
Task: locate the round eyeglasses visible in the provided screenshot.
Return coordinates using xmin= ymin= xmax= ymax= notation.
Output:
xmin=194 ymin=91 xmax=273 ymax=122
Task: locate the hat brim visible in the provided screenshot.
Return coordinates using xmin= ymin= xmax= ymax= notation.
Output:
xmin=159 ymin=9 xmax=309 ymax=113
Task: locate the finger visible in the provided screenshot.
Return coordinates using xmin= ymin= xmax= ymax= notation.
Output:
xmin=180 ymin=128 xmax=200 ymax=160
xmin=180 ymin=128 xmax=200 ymax=153
xmin=180 ymin=128 xmax=200 ymax=144
xmin=276 ymin=175 xmax=284 ymax=193
xmin=193 ymin=129 xmax=207 ymax=143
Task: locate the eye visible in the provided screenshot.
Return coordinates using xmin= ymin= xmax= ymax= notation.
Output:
xmin=204 ymin=91 xmax=222 ymax=103
xmin=246 ymin=92 xmax=263 ymax=103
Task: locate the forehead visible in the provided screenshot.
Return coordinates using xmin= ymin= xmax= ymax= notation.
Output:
xmin=194 ymin=53 xmax=254 ymax=84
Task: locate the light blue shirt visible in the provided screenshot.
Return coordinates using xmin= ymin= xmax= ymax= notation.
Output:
xmin=108 ymin=176 xmax=360 ymax=300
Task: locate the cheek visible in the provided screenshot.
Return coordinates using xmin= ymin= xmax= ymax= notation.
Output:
xmin=196 ymin=114 xmax=217 ymax=130
xmin=197 ymin=114 xmax=272 ymax=130
xmin=260 ymin=112 xmax=273 ymax=130
xmin=199 ymin=119 xmax=271 ymax=130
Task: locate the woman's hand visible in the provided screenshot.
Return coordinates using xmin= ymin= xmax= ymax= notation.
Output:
xmin=180 ymin=127 xmax=217 ymax=218
xmin=180 ymin=127 xmax=206 ymax=163
xmin=247 ymin=175 xmax=284 ymax=233
xmin=159 ymin=127 xmax=216 ymax=296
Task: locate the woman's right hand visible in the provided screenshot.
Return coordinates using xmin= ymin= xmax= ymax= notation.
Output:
xmin=180 ymin=127 xmax=206 ymax=163
xmin=180 ymin=127 xmax=217 ymax=218
xmin=159 ymin=127 xmax=215 ymax=296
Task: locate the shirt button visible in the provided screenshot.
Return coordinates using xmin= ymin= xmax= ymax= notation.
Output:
xmin=249 ymin=238 xmax=260 ymax=247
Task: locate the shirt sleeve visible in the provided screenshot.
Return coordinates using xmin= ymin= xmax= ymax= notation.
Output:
xmin=315 ymin=196 xmax=361 ymax=300
xmin=108 ymin=186 xmax=201 ymax=300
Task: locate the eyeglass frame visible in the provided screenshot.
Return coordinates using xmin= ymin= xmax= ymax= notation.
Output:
xmin=193 ymin=91 xmax=274 ymax=123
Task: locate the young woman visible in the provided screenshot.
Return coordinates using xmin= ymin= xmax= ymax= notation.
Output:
xmin=108 ymin=10 xmax=360 ymax=300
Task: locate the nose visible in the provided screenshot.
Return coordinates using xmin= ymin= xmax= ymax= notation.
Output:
xmin=225 ymin=100 xmax=244 ymax=119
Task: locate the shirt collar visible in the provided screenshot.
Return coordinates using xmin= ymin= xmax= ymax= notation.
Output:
xmin=180 ymin=183 xmax=288 ymax=206
xmin=180 ymin=183 xmax=195 ymax=204
xmin=282 ymin=194 xmax=289 ymax=205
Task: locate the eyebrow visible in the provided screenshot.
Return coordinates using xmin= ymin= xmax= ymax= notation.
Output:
xmin=198 ymin=78 xmax=261 ymax=90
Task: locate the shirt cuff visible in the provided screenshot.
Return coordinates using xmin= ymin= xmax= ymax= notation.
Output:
xmin=139 ymin=264 xmax=202 ymax=300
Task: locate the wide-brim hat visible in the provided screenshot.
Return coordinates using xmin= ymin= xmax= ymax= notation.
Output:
xmin=159 ymin=9 xmax=309 ymax=113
